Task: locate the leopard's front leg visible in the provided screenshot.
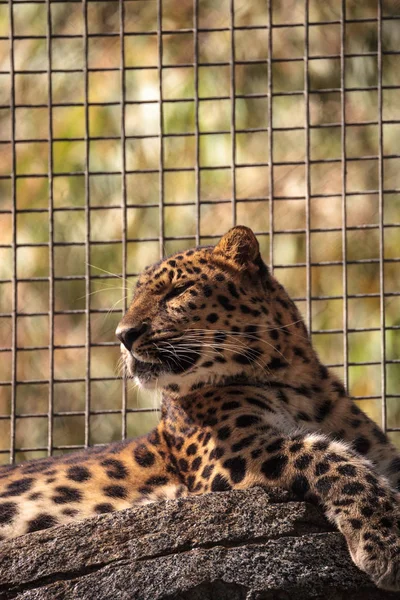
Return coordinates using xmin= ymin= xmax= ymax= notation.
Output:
xmin=313 ymin=393 xmax=400 ymax=491
xmin=229 ymin=431 xmax=400 ymax=591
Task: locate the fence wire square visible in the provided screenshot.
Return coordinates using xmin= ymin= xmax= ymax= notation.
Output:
xmin=0 ymin=0 xmax=399 ymax=464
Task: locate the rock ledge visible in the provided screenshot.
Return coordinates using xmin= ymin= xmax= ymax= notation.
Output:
xmin=0 ymin=487 xmax=397 ymax=599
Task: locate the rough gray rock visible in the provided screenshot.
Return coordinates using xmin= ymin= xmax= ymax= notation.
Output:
xmin=0 ymin=487 xmax=397 ymax=600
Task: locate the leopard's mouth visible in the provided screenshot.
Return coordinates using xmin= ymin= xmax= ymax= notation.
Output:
xmin=122 ymin=337 xmax=201 ymax=384
xmin=134 ymin=358 xmax=161 ymax=379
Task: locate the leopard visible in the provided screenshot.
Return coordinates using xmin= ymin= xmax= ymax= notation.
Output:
xmin=1 ymin=226 xmax=400 ymax=591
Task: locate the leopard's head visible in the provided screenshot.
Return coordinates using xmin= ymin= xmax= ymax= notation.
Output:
xmin=116 ymin=226 xmax=309 ymax=394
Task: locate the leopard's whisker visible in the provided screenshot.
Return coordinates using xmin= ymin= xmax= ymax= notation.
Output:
xmin=77 ymin=287 xmax=129 ymax=301
xmin=180 ymin=329 xmax=291 ymax=363
xmin=87 ymin=263 xmax=130 ymax=285
xmin=168 ymin=341 xmax=268 ymax=373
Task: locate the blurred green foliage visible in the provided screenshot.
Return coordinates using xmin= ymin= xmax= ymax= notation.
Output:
xmin=0 ymin=0 xmax=399 ymax=463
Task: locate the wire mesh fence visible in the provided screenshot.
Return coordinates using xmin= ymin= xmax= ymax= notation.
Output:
xmin=0 ymin=0 xmax=399 ymax=465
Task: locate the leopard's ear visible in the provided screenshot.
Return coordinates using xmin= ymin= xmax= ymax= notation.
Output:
xmin=213 ymin=226 xmax=260 ymax=266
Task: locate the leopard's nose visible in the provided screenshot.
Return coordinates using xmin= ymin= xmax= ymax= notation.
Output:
xmin=116 ymin=323 xmax=149 ymax=352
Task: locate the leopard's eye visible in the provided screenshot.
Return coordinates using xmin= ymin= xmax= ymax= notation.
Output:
xmin=164 ymin=281 xmax=195 ymax=302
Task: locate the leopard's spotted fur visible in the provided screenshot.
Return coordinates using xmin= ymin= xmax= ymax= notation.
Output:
xmin=1 ymin=226 xmax=400 ymax=591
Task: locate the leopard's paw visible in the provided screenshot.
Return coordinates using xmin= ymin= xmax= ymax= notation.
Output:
xmin=350 ymin=529 xmax=400 ymax=591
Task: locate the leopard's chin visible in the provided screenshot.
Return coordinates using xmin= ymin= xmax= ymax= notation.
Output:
xmin=122 ymin=344 xmax=205 ymax=392
xmin=121 ymin=349 xmax=161 ymax=386
xmin=134 ymin=375 xmax=158 ymax=390
xmin=130 ymin=358 xmax=161 ymax=387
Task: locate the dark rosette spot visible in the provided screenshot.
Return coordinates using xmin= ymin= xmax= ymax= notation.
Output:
xmin=294 ymin=454 xmax=312 ymax=471
xmin=67 ymin=466 xmax=91 ymax=482
xmin=52 ymin=486 xmax=82 ymax=504
xmin=223 ymin=457 xmax=246 ymax=484
xmin=101 ymin=459 xmax=128 ymax=480
xmin=95 ymin=503 xmax=115 ymax=514
xmin=134 ymin=444 xmax=156 ymax=468
xmin=236 ymin=415 xmax=260 ymax=428
xmin=291 ymin=475 xmax=310 ymax=498
xmin=353 ymin=436 xmax=370 ymax=456
xmin=261 ymin=454 xmax=288 ymax=480
xmin=315 ymin=461 xmax=330 ymax=476
xmin=0 ymin=502 xmax=18 ymax=525
xmin=103 ymin=485 xmax=127 ymax=499
xmin=337 ymin=464 xmax=357 ymax=477
xmin=342 ymin=482 xmax=365 ymax=496
xmin=27 ymin=514 xmax=58 ymax=533
xmin=211 ymin=474 xmax=232 ymax=492
xmin=1 ymin=478 xmax=34 ymax=498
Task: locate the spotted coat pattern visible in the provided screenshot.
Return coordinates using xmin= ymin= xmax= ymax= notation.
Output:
xmin=1 ymin=226 xmax=400 ymax=592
